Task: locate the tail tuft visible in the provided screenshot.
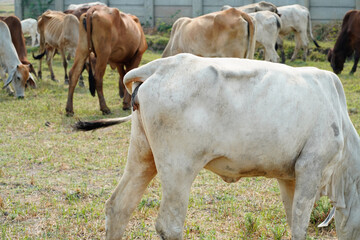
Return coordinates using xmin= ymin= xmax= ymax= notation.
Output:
xmin=73 ymin=115 xmax=132 ymax=131
xmin=33 ymin=50 xmax=46 ymax=60
xmin=73 ymin=119 xmax=119 ymax=131
xmin=313 ymin=40 xmax=320 ymax=48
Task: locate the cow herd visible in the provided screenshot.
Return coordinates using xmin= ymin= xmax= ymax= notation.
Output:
xmin=2 ymin=1 xmax=360 ymax=240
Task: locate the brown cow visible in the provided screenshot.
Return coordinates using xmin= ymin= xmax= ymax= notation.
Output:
xmin=328 ymin=10 xmax=360 ymax=74
xmin=0 ymin=16 xmax=37 ymax=79
xmin=162 ymin=8 xmax=256 ymax=59
xmin=33 ymin=10 xmax=80 ymax=84
xmin=65 ymin=5 xmax=147 ymax=116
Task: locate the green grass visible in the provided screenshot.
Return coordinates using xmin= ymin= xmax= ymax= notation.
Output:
xmin=1 ymin=41 xmax=358 ymax=239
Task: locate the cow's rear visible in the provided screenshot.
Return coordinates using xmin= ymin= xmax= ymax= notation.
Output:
xmin=66 ymin=5 xmax=147 ymax=116
xmin=162 ymin=8 xmax=255 ymax=59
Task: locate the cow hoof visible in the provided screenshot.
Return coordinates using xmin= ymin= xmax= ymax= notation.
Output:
xmin=65 ymin=108 xmax=74 ymax=117
xmin=64 ymin=79 xmax=69 ymax=85
xmin=102 ymin=109 xmax=111 ymax=115
xmin=51 ymin=77 xmax=59 ymax=83
xmin=122 ymin=106 xmax=131 ymax=111
xmin=78 ymin=80 xmax=85 ymax=88
xmin=349 ymin=71 xmax=355 ymax=75
xmin=66 ymin=111 xmax=74 ymax=117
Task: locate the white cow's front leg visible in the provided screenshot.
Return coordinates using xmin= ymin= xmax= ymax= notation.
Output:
xmin=0 ymin=68 xmax=14 ymax=96
xmin=291 ymin=152 xmax=325 ymax=239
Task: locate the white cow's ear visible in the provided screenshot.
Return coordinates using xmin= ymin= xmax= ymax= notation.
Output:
xmin=3 ymin=69 xmax=15 ymax=89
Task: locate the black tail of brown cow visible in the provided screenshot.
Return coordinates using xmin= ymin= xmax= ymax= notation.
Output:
xmin=32 ymin=50 xmax=46 ymax=60
xmin=83 ymin=12 xmax=96 ymax=97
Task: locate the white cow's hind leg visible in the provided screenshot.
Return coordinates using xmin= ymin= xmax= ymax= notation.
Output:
xmin=30 ymin=33 xmax=36 ymax=47
xmin=291 ymin=32 xmax=302 ymax=61
xmin=105 ymin=115 xmax=157 ymax=240
xmin=277 ymin=179 xmax=295 ymax=228
xmin=155 ymin=154 xmax=203 ymax=240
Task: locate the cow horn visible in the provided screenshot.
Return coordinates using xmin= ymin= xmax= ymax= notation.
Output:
xmin=2 ymin=68 xmax=16 ymax=89
xmin=318 ymin=206 xmax=336 ymax=228
xmin=28 ymin=73 xmax=37 ymax=89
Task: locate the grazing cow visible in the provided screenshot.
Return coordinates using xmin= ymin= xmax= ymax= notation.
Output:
xmin=33 ymin=10 xmax=79 ymax=84
xmin=327 ymin=10 xmax=360 ymax=75
xmin=248 ymin=11 xmax=282 ymax=62
xmin=0 ymin=16 xmax=37 ymax=79
xmin=277 ymin=4 xmax=320 ymax=62
xmin=65 ymin=5 xmax=147 ymax=116
xmin=75 ymin=53 xmax=360 ymax=240
xmin=67 ymin=1 xmax=106 ymax=10
xmin=21 ymin=18 xmax=40 ymax=47
xmin=0 ymin=20 xmax=36 ymax=98
xmin=221 ymin=1 xmax=278 ymax=14
xmin=162 ymin=8 xmax=255 ymax=59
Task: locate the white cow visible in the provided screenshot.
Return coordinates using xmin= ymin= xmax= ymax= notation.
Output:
xmin=67 ymin=1 xmax=106 ymax=10
xmin=277 ymin=4 xmax=320 ymax=62
xmin=248 ymin=11 xmax=282 ymax=62
xmin=0 ymin=20 xmax=36 ymax=98
xmin=75 ymin=53 xmax=360 ymax=240
xmin=21 ymin=18 xmax=40 ymax=47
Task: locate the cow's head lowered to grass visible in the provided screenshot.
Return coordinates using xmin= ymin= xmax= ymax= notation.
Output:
xmin=75 ymin=53 xmax=360 ymax=240
xmin=3 ymin=64 xmax=36 ymax=98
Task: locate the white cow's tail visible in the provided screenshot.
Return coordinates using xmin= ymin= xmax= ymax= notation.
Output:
xmin=74 ymin=58 xmax=162 ymax=131
xmin=74 ymin=115 xmax=132 ymax=131
xmin=307 ymin=13 xmax=320 ymax=48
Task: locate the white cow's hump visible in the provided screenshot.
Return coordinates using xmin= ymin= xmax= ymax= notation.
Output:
xmin=143 ymin=53 xmax=327 ymax=89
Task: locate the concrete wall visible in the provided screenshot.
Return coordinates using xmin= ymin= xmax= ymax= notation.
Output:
xmin=16 ymin=0 xmax=360 ymax=26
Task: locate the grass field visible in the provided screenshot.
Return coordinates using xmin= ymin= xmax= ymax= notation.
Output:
xmin=1 ymin=37 xmax=360 ymax=239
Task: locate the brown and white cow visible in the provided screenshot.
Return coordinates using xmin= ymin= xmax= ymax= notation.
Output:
xmin=75 ymin=53 xmax=360 ymax=240
xmin=67 ymin=1 xmax=106 ymax=10
xmin=221 ymin=1 xmax=278 ymax=14
xmin=0 ymin=20 xmax=36 ymax=98
xmin=0 ymin=16 xmax=37 ymax=79
xmin=65 ymin=5 xmax=147 ymax=116
xmin=64 ymin=6 xmax=91 ymax=19
xmin=328 ymin=10 xmax=360 ymax=75
xmin=277 ymin=4 xmax=320 ymax=62
xmin=33 ymin=10 xmax=79 ymax=84
xmin=162 ymin=8 xmax=256 ymax=59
